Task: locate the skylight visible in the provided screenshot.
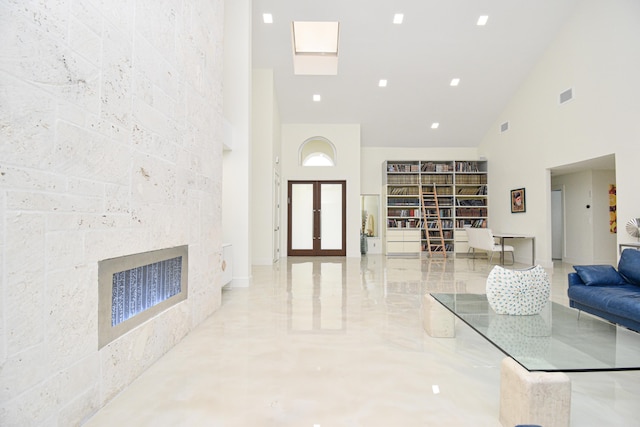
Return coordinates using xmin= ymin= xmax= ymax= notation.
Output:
xmin=393 ymin=14 xmax=404 ymax=24
xmin=292 ymin=21 xmax=340 ymax=75
xmin=293 ymin=21 xmax=339 ymax=54
xmin=477 ymin=15 xmax=489 ymax=26
xmin=263 ymin=13 xmax=273 ymax=24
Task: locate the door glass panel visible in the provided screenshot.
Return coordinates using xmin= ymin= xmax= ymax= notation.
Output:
xmin=291 ymin=183 xmax=314 ymax=250
xmin=320 ymin=183 xmax=342 ymax=250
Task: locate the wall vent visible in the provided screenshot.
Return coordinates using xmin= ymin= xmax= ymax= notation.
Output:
xmin=559 ymin=88 xmax=573 ymax=104
xmin=500 ymin=121 xmax=509 ymax=133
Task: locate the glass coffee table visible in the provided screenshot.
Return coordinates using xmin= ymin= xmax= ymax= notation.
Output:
xmin=430 ymin=293 xmax=640 ymax=372
xmin=424 ymin=293 xmax=640 ymax=427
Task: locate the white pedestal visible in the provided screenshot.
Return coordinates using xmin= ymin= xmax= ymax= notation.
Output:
xmin=422 ymin=294 xmax=455 ymax=338
xmin=366 ymin=237 xmax=382 ymax=254
xmin=499 ymin=357 xmax=571 ymax=427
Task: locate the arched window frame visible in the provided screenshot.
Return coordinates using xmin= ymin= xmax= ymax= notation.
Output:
xmin=299 ymin=136 xmax=337 ymax=167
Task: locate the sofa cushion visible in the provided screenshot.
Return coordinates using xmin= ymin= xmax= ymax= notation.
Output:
xmin=573 ymin=265 xmax=627 ymax=286
xmin=568 ymin=282 xmax=640 ymax=315
xmin=618 ymin=249 xmax=640 ymax=286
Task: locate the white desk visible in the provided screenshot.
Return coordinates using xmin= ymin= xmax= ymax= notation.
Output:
xmin=619 ymin=242 xmax=640 ymax=254
xmin=493 ymin=233 xmax=535 ymax=266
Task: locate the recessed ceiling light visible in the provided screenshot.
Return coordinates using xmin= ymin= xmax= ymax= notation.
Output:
xmin=313 ymin=94 xmax=321 ymax=102
xmin=477 ymin=15 xmax=489 ymax=26
xmin=431 ymin=123 xmax=440 ymax=129
xmin=393 ymin=13 xmax=404 ymax=24
xmin=263 ymin=13 xmax=273 ymax=24
xmin=450 ymin=78 xmax=460 ymax=86
xmin=379 ymin=79 xmax=387 ymax=87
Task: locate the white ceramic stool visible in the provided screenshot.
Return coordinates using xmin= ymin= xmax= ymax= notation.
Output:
xmin=486 ymin=265 xmax=550 ymax=315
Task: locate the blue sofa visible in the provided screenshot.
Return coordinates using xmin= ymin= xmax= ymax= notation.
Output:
xmin=568 ymin=248 xmax=640 ymax=333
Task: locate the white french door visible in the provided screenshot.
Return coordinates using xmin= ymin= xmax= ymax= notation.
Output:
xmin=287 ymin=181 xmax=346 ymax=256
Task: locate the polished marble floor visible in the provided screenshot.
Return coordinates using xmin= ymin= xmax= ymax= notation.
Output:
xmin=84 ymin=255 xmax=640 ymax=426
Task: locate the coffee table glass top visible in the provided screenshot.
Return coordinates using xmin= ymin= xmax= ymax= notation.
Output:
xmin=430 ymin=293 xmax=640 ymax=372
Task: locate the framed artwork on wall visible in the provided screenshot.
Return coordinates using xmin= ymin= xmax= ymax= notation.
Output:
xmin=609 ymin=184 xmax=617 ymax=233
xmin=511 ymin=188 xmax=526 ymax=213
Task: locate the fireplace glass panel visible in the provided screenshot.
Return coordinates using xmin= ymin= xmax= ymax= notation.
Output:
xmin=98 ymin=245 xmax=188 ymax=349
xmin=111 ymin=256 xmax=183 ymax=326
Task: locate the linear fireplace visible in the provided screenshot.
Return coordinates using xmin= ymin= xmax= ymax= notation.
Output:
xmin=98 ymin=245 xmax=188 ymax=349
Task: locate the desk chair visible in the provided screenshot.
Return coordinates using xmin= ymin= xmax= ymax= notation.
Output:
xmin=465 ymin=227 xmax=515 ymax=265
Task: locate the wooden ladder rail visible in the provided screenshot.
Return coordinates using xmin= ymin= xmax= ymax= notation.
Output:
xmin=420 ymin=183 xmax=447 ymax=257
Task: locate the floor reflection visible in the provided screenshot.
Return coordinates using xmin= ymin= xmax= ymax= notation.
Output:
xmin=82 ymin=254 xmax=640 ymax=427
xmin=287 ymin=259 xmax=346 ymax=333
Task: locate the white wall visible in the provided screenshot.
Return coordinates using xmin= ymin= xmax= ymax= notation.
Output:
xmin=478 ymin=0 xmax=640 ymax=267
xmin=281 ymin=124 xmax=361 ymax=258
xmin=0 ymin=1 xmax=224 ymax=424
xmin=223 ymin=0 xmax=252 ymax=285
xmin=251 ymin=69 xmax=281 ymax=265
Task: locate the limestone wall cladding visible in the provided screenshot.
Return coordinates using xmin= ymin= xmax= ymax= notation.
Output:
xmin=0 ymin=1 xmax=224 ymax=425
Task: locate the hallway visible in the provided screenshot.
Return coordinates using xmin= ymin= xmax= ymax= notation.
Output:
xmin=84 ymin=255 xmax=640 ymax=426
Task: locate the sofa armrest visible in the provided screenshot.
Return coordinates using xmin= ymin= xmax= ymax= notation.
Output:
xmin=568 ymin=272 xmax=585 ymax=287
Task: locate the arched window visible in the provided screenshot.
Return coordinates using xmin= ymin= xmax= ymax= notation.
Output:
xmin=299 ymin=136 xmax=336 ymax=167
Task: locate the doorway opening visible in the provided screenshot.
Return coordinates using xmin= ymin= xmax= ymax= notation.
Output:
xmin=549 ymin=154 xmax=616 ymax=265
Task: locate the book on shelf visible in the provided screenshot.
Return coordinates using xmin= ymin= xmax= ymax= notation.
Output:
xmin=387 ymin=218 xmax=419 ymax=228
xmin=388 ymin=208 xmax=419 ymax=217
xmin=456 ymin=198 xmax=486 ymax=206
xmin=456 ymin=185 xmax=487 ymax=195
xmin=388 ymin=197 xmax=420 ymax=207
xmin=455 ymin=207 xmax=488 ymax=217
xmin=425 ymin=219 xmax=453 ymax=229
xmin=421 ymin=162 xmax=453 ymax=172
xmin=422 ymin=208 xmax=452 ymax=217
xmin=455 ymin=161 xmax=483 ymax=172
xmin=455 ymin=175 xmax=487 ymax=184
xmin=427 ymin=230 xmax=453 ymax=239
xmin=388 ymin=186 xmax=419 ymax=195
xmin=422 ymin=174 xmax=453 ymax=184
xmin=387 ymin=163 xmax=419 ymax=173
xmin=387 ymin=175 xmax=420 ymax=185
xmin=456 ymin=219 xmax=487 ymax=228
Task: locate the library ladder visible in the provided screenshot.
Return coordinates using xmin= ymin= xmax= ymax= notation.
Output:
xmin=420 ymin=183 xmax=447 ymax=257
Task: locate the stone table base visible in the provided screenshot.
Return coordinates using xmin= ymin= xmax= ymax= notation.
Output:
xmin=499 ymin=357 xmax=571 ymax=427
xmin=422 ymin=294 xmax=455 ymax=338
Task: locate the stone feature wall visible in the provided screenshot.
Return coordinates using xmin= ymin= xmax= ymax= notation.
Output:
xmin=0 ymin=1 xmax=224 ymax=425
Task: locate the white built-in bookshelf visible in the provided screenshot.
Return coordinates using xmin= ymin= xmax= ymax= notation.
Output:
xmin=383 ymin=160 xmax=488 ymax=254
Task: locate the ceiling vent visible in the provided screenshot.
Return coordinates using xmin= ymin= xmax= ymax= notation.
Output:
xmin=559 ymin=88 xmax=573 ymax=104
xmin=500 ymin=121 xmax=509 ymax=133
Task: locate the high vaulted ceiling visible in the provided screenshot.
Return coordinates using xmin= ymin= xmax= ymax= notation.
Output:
xmin=251 ymin=0 xmax=581 ymax=148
